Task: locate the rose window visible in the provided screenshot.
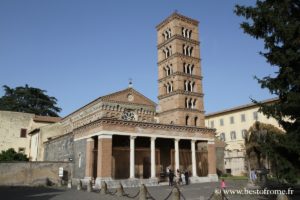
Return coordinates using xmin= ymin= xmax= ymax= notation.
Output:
xmin=121 ymin=110 xmax=136 ymax=121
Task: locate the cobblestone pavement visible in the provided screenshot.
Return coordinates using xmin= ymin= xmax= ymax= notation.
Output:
xmin=0 ymin=180 xmax=298 ymax=200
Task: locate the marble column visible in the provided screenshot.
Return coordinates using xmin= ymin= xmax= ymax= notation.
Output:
xmin=150 ymin=137 xmax=156 ymax=178
xmin=191 ymin=140 xmax=197 ymax=177
xmin=174 ymin=139 xmax=180 ymax=171
xmin=130 ymin=136 xmax=136 ymax=178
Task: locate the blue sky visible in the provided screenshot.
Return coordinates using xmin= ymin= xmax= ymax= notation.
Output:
xmin=0 ymin=0 xmax=276 ymax=117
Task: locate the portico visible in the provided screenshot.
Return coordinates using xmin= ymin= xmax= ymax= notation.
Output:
xmin=74 ymin=118 xmax=217 ymax=187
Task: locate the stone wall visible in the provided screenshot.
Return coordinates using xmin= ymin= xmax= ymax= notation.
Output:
xmin=44 ymin=133 xmax=74 ymax=161
xmin=0 ymin=161 xmax=73 ymax=186
xmin=73 ymin=139 xmax=87 ymax=179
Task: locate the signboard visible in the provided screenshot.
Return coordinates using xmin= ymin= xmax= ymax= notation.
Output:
xmin=59 ymin=167 xmax=64 ymax=177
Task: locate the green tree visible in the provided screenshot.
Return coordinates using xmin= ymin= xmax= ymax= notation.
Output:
xmin=235 ymin=0 xmax=300 ymax=182
xmin=0 ymin=148 xmax=28 ymax=161
xmin=244 ymin=122 xmax=297 ymax=183
xmin=0 ymin=84 xmax=61 ymax=117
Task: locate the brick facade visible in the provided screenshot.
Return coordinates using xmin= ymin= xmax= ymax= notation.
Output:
xmin=156 ymin=13 xmax=205 ymax=127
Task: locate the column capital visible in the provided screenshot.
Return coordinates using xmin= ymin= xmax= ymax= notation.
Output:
xmin=207 ymin=140 xmax=215 ymax=145
xmin=174 ymin=138 xmax=180 ymax=142
xmin=130 ymin=136 xmax=137 ymax=140
xmin=191 ymin=139 xmax=197 ymax=143
xmin=151 ymin=137 xmax=157 ymax=141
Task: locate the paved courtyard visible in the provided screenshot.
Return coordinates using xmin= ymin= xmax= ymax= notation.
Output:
xmin=0 ymin=180 xmax=298 ymax=200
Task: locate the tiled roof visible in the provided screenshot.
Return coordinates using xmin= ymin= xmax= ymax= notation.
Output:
xmin=205 ymin=98 xmax=278 ymax=117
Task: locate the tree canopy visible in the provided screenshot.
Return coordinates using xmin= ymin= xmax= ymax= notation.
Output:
xmin=235 ymin=0 xmax=300 ymax=183
xmin=0 ymin=148 xmax=28 ymax=161
xmin=235 ymin=0 xmax=300 ymax=129
xmin=0 ymin=85 xmax=61 ymax=117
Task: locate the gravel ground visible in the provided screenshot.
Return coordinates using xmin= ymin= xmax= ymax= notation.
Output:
xmin=0 ymin=180 xmax=298 ymax=200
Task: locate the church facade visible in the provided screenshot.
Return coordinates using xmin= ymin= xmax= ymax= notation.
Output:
xmin=39 ymin=12 xmax=218 ymax=186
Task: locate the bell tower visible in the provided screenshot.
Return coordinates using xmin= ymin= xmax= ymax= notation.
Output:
xmin=156 ymin=12 xmax=205 ymax=127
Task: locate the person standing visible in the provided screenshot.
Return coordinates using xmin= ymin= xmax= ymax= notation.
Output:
xmin=176 ymin=169 xmax=181 ymax=185
xmin=221 ymin=179 xmax=226 ymax=189
xmin=168 ymin=169 xmax=174 ymax=186
xmin=250 ymin=168 xmax=257 ymax=183
xmin=184 ymin=170 xmax=189 ymax=185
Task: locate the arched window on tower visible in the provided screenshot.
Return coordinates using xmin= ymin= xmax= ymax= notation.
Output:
xmin=166 ymin=82 xmax=173 ymax=94
xmin=182 ymin=27 xmax=186 ymax=37
xmin=185 ymin=115 xmax=189 ymax=126
xmin=182 ymin=27 xmax=192 ymax=39
xmin=190 ymin=65 xmax=194 ymax=75
xmin=165 ymin=84 xmax=169 ymax=94
xmin=163 ymin=46 xmax=172 ymax=59
xmin=166 ymin=65 xmax=172 ymax=76
xmin=189 ymin=81 xmax=195 ymax=92
xmin=162 ymin=28 xmax=172 ymax=41
xmin=188 ymin=98 xmax=192 ymax=108
xmin=194 ymin=116 xmax=198 ymax=126
xmin=188 ymin=30 xmax=192 ymax=38
xmin=188 ymin=81 xmax=191 ymax=91
xmin=192 ymin=99 xmax=196 ymax=109
xmin=183 ymin=45 xmax=193 ymax=56
xmin=188 ymin=46 xmax=193 ymax=56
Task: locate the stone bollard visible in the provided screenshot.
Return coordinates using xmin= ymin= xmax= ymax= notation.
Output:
xmin=77 ymin=180 xmax=82 ymax=191
xmin=100 ymin=181 xmax=108 ymax=195
xmin=87 ymin=180 xmax=92 ymax=192
xmin=67 ymin=179 xmax=72 ymax=189
xmin=172 ymin=186 xmax=180 ymax=200
xmin=139 ymin=184 xmax=147 ymax=200
xmin=211 ymin=191 xmax=222 ymax=200
xmin=277 ymin=194 xmax=289 ymax=200
xmin=116 ymin=182 xmax=125 ymax=197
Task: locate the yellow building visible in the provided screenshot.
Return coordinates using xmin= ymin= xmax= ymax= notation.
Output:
xmin=205 ymin=98 xmax=280 ymax=176
xmin=0 ymin=111 xmax=60 ymax=157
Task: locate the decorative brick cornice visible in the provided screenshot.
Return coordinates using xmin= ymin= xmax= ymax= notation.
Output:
xmin=158 ymin=72 xmax=202 ymax=83
xmin=158 ymin=53 xmax=200 ymax=65
xmin=158 ymin=90 xmax=204 ymax=100
xmin=73 ymin=117 xmax=214 ymax=136
xmin=156 ymin=12 xmax=199 ymax=31
xmin=157 ymin=34 xmax=199 ymax=49
xmin=158 ymin=108 xmax=205 ymax=115
xmin=104 ymin=99 xmax=156 ymax=109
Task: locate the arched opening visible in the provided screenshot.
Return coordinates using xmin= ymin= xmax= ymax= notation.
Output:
xmin=194 ymin=117 xmax=198 ymax=126
xmin=185 ymin=115 xmax=189 ymax=126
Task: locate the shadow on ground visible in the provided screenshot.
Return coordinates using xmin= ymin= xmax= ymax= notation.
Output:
xmin=0 ymin=186 xmax=65 ymax=200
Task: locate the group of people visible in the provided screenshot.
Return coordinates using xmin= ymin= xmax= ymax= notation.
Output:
xmin=167 ymin=168 xmax=189 ymax=186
